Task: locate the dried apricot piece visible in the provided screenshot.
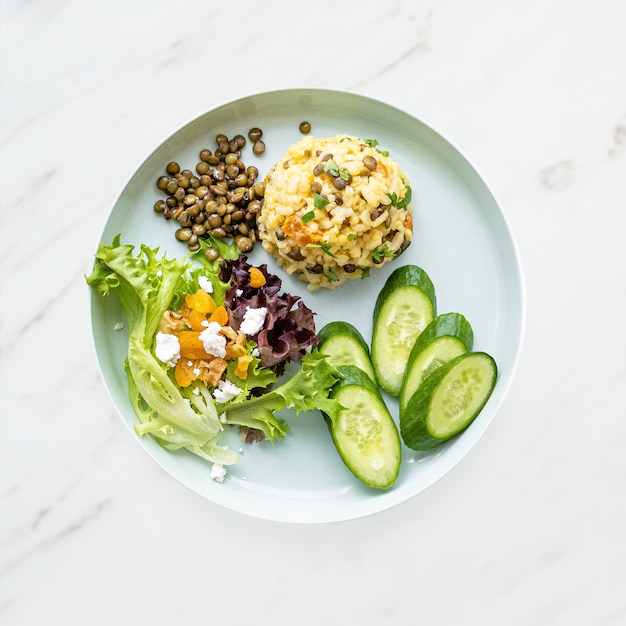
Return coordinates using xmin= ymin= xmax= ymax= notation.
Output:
xmin=174 ymin=358 xmax=195 ymax=387
xmin=185 ymin=289 xmax=216 ymax=314
xmin=225 ymin=342 xmax=247 ymax=360
xmin=249 ymin=267 xmax=266 ymax=288
xmin=178 ymin=330 xmax=211 ymax=359
xmin=208 ymin=305 xmax=229 ymax=326
xmin=235 ymin=355 xmax=253 ymax=379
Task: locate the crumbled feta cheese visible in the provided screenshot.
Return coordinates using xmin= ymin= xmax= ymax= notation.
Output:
xmin=199 ymin=322 xmax=226 ymax=358
xmin=213 ymin=379 xmax=242 ymax=403
xmin=251 ymin=347 xmax=260 ymax=357
xmin=220 ymin=412 xmax=227 ymax=423
xmin=193 ymin=367 xmax=201 ymax=376
xmin=235 ymin=288 xmax=243 ymax=297
xmin=198 ymin=275 xmax=214 ymax=293
xmin=154 ymin=332 xmax=181 ymax=367
xmin=210 ymin=463 xmax=227 ymax=483
xmin=192 ymin=387 xmax=200 ymax=395
xmin=239 ymin=306 xmax=268 ymax=336
xmin=113 ymin=321 xmax=125 ymax=331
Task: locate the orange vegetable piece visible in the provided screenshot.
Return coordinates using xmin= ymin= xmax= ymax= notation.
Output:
xmin=185 ymin=289 xmax=216 ymax=314
xmin=208 ymin=305 xmax=229 ymax=326
xmin=235 ymin=355 xmax=253 ymax=380
xmin=282 ymin=215 xmax=320 ymax=246
xmin=249 ymin=267 xmax=266 ymax=288
xmin=225 ymin=342 xmax=247 ymax=360
xmin=187 ymin=309 xmax=209 ymax=332
xmin=178 ymin=330 xmax=211 ymax=360
xmin=174 ymin=358 xmax=195 ymax=387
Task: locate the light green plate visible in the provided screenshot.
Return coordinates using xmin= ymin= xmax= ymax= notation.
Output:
xmin=90 ymin=88 xmax=525 ymax=523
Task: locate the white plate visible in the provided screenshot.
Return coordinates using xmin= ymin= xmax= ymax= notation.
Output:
xmin=90 ymin=88 xmax=525 ymax=523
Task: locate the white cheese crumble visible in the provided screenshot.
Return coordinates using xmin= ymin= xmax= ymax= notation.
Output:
xmin=220 ymin=412 xmax=227 ymax=423
xmin=199 ymin=321 xmax=226 ymax=358
xmin=210 ymin=463 xmax=227 ymax=483
xmin=235 ymin=288 xmax=243 ymax=297
xmin=251 ymin=347 xmax=260 ymax=357
xmin=198 ymin=275 xmax=214 ymax=293
xmin=113 ymin=321 xmax=125 ymax=331
xmin=239 ymin=306 xmax=268 ymax=336
xmin=213 ymin=379 xmax=243 ymax=403
xmin=154 ymin=332 xmax=181 ymax=367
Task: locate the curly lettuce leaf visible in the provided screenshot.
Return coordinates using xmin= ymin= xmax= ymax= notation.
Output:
xmin=221 ymin=351 xmax=344 ymax=442
xmin=86 ymin=236 xmax=237 ymax=465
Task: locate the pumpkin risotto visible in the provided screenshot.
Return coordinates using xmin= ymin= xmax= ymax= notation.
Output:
xmin=257 ymin=134 xmax=413 ymax=290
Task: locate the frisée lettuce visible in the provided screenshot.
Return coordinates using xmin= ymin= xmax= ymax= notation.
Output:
xmin=86 ymin=235 xmax=343 ymax=469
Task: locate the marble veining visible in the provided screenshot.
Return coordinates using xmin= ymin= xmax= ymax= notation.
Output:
xmin=1 ymin=0 xmax=626 ymax=624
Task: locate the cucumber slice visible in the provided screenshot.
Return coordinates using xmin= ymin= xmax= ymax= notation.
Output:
xmin=400 ymin=352 xmax=497 ymax=451
xmin=324 ymin=365 xmax=401 ymax=489
xmin=399 ymin=312 xmax=474 ymax=412
xmin=371 ymin=265 xmax=436 ymax=395
xmin=317 ymin=321 xmax=376 ymax=382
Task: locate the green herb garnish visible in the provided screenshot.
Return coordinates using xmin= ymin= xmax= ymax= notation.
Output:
xmin=306 ymin=241 xmax=337 ymax=258
xmin=372 ymin=244 xmax=393 ymax=263
xmin=324 ymin=269 xmax=339 ymax=282
xmin=301 ymin=210 xmax=315 ymax=224
xmin=388 ymin=186 xmax=411 ymax=210
xmin=313 ymin=190 xmax=329 ymax=210
xmin=364 ymin=138 xmax=389 ymax=157
xmin=323 ymin=159 xmax=350 ymax=181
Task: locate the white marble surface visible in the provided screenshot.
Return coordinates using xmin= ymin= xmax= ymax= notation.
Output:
xmin=1 ymin=0 xmax=625 ymax=623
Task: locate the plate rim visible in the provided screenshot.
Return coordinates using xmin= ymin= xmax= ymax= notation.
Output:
xmin=89 ymin=87 xmax=526 ymax=523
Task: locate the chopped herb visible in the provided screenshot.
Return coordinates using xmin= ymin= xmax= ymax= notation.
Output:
xmin=306 ymin=241 xmax=337 ymax=258
xmin=360 ymin=267 xmax=371 ymax=279
xmin=404 ymin=185 xmax=412 ymax=205
xmin=313 ymin=191 xmax=329 ymax=210
xmin=324 ymin=269 xmax=339 ymax=282
xmin=372 ymin=244 xmax=393 ymax=263
xmin=388 ymin=187 xmax=411 ymax=210
xmin=347 ymin=233 xmax=355 ymax=241
xmin=301 ymin=210 xmax=315 ymax=224
xmin=364 ymin=138 xmax=389 ymax=157
xmin=323 ymin=159 xmax=350 ymax=181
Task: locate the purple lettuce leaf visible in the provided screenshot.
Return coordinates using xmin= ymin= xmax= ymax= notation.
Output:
xmin=220 ymin=256 xmax=320 ymax=373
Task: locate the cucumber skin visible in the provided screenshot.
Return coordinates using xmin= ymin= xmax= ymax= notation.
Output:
xmin=317 ymin=321 xmax=376 ymax=381
xmin=399 ymin=312 xmax=474 ymax=410
xmin=373 ymin=265 xmax=436 ymax=322
xmin=329 ymin=364 xmax=381 ymax=397
xmin=407 ymin=313 xmax=474 ymax=361
xmin=324 ymin=365 xmax=401 ymax=489
xmin=400 ymin=352 xmax=497 ymax=451
xmin=371 ymin=265 xmax=437 ymax=395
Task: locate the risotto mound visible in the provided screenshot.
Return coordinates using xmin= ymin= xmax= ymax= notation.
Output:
xmin=257 ymin=134 xmax=413 ymax=291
